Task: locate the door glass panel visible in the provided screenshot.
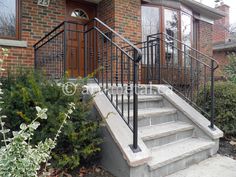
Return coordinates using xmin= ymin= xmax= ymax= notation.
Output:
xmin=71 ymin=9 xmax=89 ymax=20
xmin=164 ymin=9 xmax=178 ymax=64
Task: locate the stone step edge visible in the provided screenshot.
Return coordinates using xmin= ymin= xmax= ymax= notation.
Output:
xmin=140 ymin=122 xmax=194 ymax=141
xmin=148 ymin=138 xmax=215 ymax=171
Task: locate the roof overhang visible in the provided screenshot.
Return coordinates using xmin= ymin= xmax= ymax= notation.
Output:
xmin=142 ymin=0 xmax=225 ymax=20
xmin=213 ymin=42 xmax=236 ymax=52
xmin=180 ymin=0 xmax=225 ymax=20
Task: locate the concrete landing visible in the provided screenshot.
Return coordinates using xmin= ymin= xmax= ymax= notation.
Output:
xmin=167 ymin=155 xmax=236 ymax=177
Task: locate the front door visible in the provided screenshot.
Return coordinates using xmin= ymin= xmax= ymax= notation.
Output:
xmin=66 ymin=0 xmax=96 ymax=78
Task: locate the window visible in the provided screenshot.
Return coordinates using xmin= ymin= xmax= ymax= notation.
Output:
xmin=0 ymin=0 xmax=20 ymax=39
xmin=164 ymin=9 xmax=179 ymax=64
xmin=181 ymin=12 xmax=192 ymax=47
xmin=141 ymin=6 xmax=160 ymax=64
xmin=141 ymin=6 xmax=160 ymax=42
xmin=71 ymin=9 xmax=89 ymax=20
xmin=181 ymin=12 xmax=192 ymax=66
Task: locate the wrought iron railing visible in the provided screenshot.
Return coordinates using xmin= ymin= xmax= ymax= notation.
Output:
xmin=84 ymin=18 xmax=142 ymax=152
xmin=34 ymin=18 xmax=142 ymax=151
xmin=130 ymin=33 xmax=218 ymax=130
xmin=34 ymin=21 xmax=65 ymax=79
xmin=34 ymin=20 xmax=218 ymax=152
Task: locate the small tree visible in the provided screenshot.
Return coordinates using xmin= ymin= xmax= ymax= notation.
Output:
xmin=224 ymin=53 xmax=236 ymax=84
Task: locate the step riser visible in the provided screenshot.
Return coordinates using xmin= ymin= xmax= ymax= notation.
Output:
xmin=150 ymin=149 xmax=212 ymax=177
xmin=119 ymin=100 xmax=163 ymax=111
xmin=144 ymin=129 xmax=193 ymax=148
xmin=137 ymin=114 xmax=177 ymax=127
xmin=127 ymin=114 xmax=177 ymax=128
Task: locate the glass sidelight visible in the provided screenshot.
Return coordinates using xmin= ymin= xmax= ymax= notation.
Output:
xmin=181 ymin=12 xmax=192 ymax=66
xmin=141 ymin=6 xmax=160 ymax=42
xmin=164 ymin=9 xmax=179 ymax=65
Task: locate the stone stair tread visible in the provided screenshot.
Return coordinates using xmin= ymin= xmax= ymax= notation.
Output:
xmin=125 ymin=108 xmax=177 ymax=118
xmin=117 ymin=95 xmax=163 ymax=103
xmin=148 ymin=138 xmax=215 ymax=170
xmin=140 ymin=121 xmax=194 ymax=141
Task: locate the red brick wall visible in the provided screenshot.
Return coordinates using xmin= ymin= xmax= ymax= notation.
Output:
xmin=97 ymin=0 xmax=141 ymax=43
xmin=1 ymin=0 xmax=65 ymax=73
xmin=113 ymin=0 xmax=141 ymax=81
xmin=97 ymin=0 xmax=142 ymax=82
xmin=1 ymin=0 xmax=214 ymax=77
xmin=114 ymin=0 xmax=141 ymax=43
xmin=199 ymin=20 xmax=213 ymax=57
xmin=213 ymin=3 xmax=230 ymax=44
xmin=0 ymin=0 xmax=141 ymax=77
xmin=97 ymin=0 xmax=115 ymax=29
xmin=213 ymin=50 xmax=228 ymax=76
xmin=212 ymin=3 xmax=230 ymax=77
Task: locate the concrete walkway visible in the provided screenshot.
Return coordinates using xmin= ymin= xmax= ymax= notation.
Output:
xmin=167 ymin=155 xmax=236 ymax=177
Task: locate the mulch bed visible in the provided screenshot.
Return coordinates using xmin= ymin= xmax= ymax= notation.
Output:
xmin=218 ymin=137 xmax=236 ymax=160
xmin=83 ymin=167 xmax=114 ymax=177
xmin=45 ymin=166 xmax=115 ymax=177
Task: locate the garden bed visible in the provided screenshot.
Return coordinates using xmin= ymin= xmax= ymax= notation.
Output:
xmin=219 ymin=137 xmax=236 ymax=160
xmin=46 ymin=166 xmax=114 ymax=177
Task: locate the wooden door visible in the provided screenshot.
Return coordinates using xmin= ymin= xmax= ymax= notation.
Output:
xmin=66 ymin=0 xmax=96 ymax=78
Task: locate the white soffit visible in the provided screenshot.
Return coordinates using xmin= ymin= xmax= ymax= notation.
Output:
xmin=194 ymin=15 xmax=214 ymax=24
xmin=84 ymin=0 xmax=102 ymax=4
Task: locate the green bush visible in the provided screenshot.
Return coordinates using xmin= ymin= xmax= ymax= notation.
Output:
xmin=0 ymin=105 xmax=75 ymax=177
xmin=224 ymin=53 xmax=236 ymax=84
xmin=197 ymin=81 xmax=236 ymax=136
xmin=1 ymin=70 xmax=102 ymax=170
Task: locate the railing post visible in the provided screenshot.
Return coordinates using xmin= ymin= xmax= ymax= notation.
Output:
xmin=147 ymin=36 xmax=150 ymax=84
xmin=157 ymin=36 xmax=161 ymax=84
xmin=130 ymin=49 xmax=141 ymax=153
xmin=209 ymin=60 xmax=216 ymax=130
xmin=63 ymin=22 xmax=67 ymax=77
xmin=84 ymin=24 xmax=88 ymax=77
xmin=34 ymin=46 xmax=37 ymax=70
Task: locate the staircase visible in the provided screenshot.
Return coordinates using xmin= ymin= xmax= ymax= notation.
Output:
xmin=120 ymin=92 xmax=216 ymax=177
xmin=34 ymin=18 xmax=223 ymax=177
xmin=89 ymin=83 xmax=222 ymax=177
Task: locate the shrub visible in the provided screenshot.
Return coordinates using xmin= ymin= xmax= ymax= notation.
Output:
xmin=1 ymin=70 xmax=102 ymax=170
xmin=224 ymin=53 xmax=236 ymax=84
xmin=197 ymin=81 xmax=236 ymax=136
xmin=0 ymin=48 xmax=75 ymax=176
xmin=0 ymin=105 xmax=75 ymax=177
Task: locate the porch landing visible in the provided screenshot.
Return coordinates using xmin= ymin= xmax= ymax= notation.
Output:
xmin=167 ymin=155 xmax=236 ymax=177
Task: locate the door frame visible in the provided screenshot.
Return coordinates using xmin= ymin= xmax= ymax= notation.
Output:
xmin=65 ymin=0 xmax=97 ymax=78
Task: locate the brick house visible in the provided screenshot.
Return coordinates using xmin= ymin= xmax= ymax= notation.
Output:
xmin=0 ymin=0 xmax=224 ymax=75
xmin=213 ymin=2 xmax=235 ymax=77
xmin=0 ymin=1 xmax=226 ymax=177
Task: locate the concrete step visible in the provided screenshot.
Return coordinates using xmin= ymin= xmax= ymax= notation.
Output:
xmin=124 ymin=108 xmax=177 ymax=127
xmin=148 ymin=138 xmax=215 ymax=177
xmin=117 ymin=95 xmax=163 ymax=103
xmin=140 ymin=121 xmax=194 ymax=148
xmin=117 ymin=95 xmax=163 ymax=110
xmin=127 ymin=107 xmax=177 ymax=118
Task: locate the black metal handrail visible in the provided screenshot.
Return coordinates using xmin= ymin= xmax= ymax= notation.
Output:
xmin=133 ymin=33 xmax=218 ymax=130
xmin=34 ymin=18 xmax=142 ymax=152
xmin=84 ymin=18 xmax=141 ymax=151
xmin=148 ymin=33 xmax=219 ymax=69
xmin=87 ymin=18 xmax=142 ymax=61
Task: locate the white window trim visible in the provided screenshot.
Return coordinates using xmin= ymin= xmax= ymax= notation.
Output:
xmin=0 ymin=39 xmax=27 ymax=48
